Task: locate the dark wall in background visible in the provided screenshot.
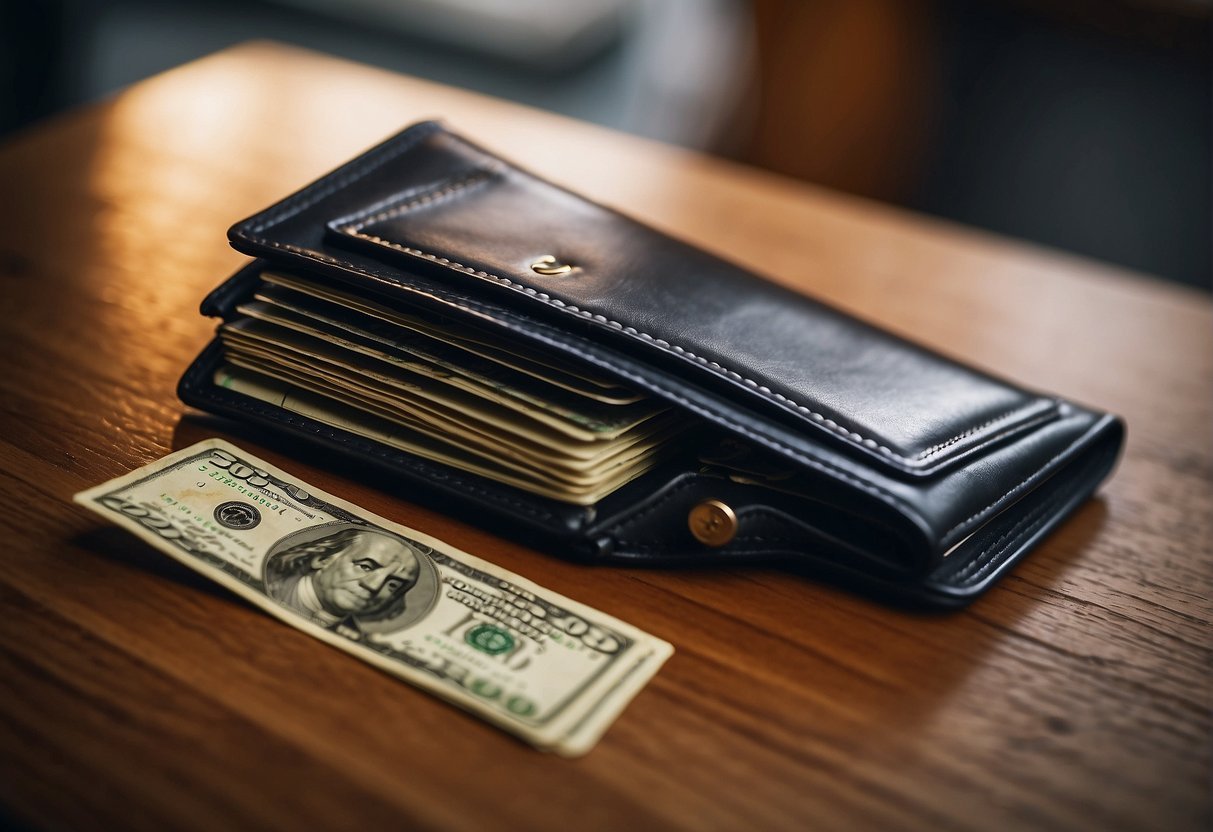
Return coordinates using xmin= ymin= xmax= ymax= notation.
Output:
xmin=915 ymin=1 xmax=1210 ymax=288
xmin=1 ymin=0 xmax=1209 ymax=289
xmin=740 ymin=0 xmax=1210 ymax=290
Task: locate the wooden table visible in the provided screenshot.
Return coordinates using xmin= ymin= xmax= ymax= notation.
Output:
xmin=0 ymin=42 xmax=1208 ymax=831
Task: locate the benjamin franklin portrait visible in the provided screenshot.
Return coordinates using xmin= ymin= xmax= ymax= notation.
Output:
xmin=264 ymin=523 xmax=438 ymax=633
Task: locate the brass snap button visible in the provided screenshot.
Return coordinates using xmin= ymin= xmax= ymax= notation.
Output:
xmin=688 ymin=499 xmax=738 ymax=547
xmin=530 ymin=255 xmax=573 ymax=276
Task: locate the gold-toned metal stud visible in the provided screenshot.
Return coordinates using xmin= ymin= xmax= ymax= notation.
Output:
xmin=688 ymin=499 xmax=738 ymax=547
xmin=530 ymin=255 xmax=574 ymax=276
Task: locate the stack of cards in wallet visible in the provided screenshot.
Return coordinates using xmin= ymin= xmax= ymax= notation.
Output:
xmin=212 ymin=272 xmax=679 ymax=503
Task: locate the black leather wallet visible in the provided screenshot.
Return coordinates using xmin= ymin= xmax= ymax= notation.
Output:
xmin=179 ymin=121 xmax=1124 ymax=607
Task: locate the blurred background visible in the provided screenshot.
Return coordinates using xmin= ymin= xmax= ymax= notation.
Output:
xmin=1 ymin=0 xmax=1209 ymax=289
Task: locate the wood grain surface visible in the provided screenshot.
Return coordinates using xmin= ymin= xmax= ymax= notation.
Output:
xmin=0 ymin=42 xmax=1208 ymax=832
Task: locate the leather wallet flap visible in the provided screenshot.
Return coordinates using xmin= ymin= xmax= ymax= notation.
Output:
xmin=230 ymin=122 xmax=1060 ymax=481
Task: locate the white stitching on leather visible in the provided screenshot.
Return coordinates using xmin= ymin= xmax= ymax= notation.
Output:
xmin=950 ymin=495 xmax=1060 ymax=583
xmin=345 ymin=171 xmax=493 ymax=228
xmin=340 ymin=199 xmax=1044 ymax=466
xmin=915 ymin=405 xmax=1047 ymax=461
xmin=947 ymin=442 xmax=1112 ymax=584
xmin=247 ymin=122 xmax=441 ymax=233
xmin=942 ymin=444 xmax=1073 ymax=541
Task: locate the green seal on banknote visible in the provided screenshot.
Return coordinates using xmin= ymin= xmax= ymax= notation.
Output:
xmin=465 ymin=624 xmax=515 ymax=656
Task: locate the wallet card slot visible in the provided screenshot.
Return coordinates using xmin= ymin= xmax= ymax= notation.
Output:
xmin=282 ymin=127 xmax=1061 ymax=478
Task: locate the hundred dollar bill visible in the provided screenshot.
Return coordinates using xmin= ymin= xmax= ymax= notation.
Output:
xmin=73 ymin=439 xmax=672 ymax=755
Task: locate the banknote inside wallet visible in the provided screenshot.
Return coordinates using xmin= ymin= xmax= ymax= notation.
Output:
xmin=211 ymin=269 xmax=685 ymax=506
